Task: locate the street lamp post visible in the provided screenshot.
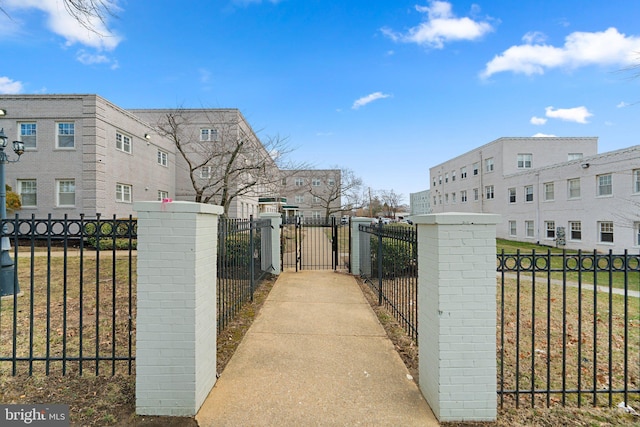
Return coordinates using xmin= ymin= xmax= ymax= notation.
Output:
xmin=0 ymin=128 xmax=25 ymax=297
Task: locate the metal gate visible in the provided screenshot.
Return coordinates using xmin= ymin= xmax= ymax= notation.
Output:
xmin=281 ymin=216 xmax=350 ymax=271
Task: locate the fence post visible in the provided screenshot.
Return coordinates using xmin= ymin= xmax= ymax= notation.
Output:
xmin=260 ymin=212 xmax=281 ymax=275
xmin=349 ymin=217 xmax=371 ymax=275
xmin=134 ymin=201 xmax=224 ymax=416
xmin=414 ymin=212 xmax=500 ymax=422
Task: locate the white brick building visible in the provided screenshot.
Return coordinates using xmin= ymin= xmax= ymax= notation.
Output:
xmin=428 ymin=137 xmax=640 ymax=252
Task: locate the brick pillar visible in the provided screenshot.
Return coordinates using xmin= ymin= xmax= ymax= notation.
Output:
xmin=260 ymin=212 xmax=282 ymax=275
xmin=134 ymin=201 xmax=224 ymax=416
xmin=414 ymin=212 xmax=500 ymax=422
xmin=349 ymin=217 xmax=372 ymax=275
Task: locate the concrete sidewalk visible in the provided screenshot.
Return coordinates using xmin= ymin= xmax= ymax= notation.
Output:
xmin=196 ymin=270 xmax=438 ymax=426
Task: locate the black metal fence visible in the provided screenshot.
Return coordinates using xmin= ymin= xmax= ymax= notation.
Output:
xmin=358 ymin=223 xmax=418 ymax=341
xmin=497 ymin=249 xmax=640 ymax=408
xmin=281 ymin=216 xmax=349 ymax=271
xmin=217 ymin=215 xmax=274 ymax=331
xmin=0 ymin=214 xmax=136 ymax=376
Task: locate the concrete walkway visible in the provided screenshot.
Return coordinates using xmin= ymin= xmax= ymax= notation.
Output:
xmin=196 ymin=270 xmax=438 ymax=427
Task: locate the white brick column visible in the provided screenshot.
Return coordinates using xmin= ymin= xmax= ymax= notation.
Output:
xmin=260 ymin=212 xmax=282 ymax=275
xmin=349 ymin=217 xmax=372 ymax=275
xmin=414 ymin=212 xmax=500 ymax=422
xmin=134 ymin=201 xmax=224 ymax=416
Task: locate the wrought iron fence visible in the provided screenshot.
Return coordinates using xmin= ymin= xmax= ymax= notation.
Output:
xmin=217 ymin=215 xmax=274 ymax=331
xmin=0 ymin=214 xmax=136 ymax=376
xmin=358 ymin=222 xmax=418 ymax=341
xmin=497 ymin=249 xmax=640 ymax=409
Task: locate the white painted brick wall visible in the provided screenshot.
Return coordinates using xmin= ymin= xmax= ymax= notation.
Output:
xmin=135 ymin=201 xmax=223 ymax=416
xmin=415 ymin=212 xmax=500 ymax=422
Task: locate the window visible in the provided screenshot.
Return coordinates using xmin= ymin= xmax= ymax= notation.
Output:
xmin=485 ymin=185 xmax=494 ymax=200
xmin=438 ymin=195 xmax=442 ymax=205
xmin=18 ymin=179 xmax=37 ymax=207
xmin=599 ymin=221 xmax=614 ymax=243
xmin=157 ymin=190 xmax=169 ymax=201
xmin=200 ymin=128 xmax=219 ymax=142
xmin=634 ymin=169 xmax=640 ymax=193
xmin=517 ymin=153 xmax=532 ymax=169
xmin=473 ymin=188 xmax=479 ymax=201
xmin=438 ymin=175 xmax=442 ymax=185
xmin=116 ymin=183 xmax=132 ymax=203
xmin=545 ymin=221 xmax=555 ymax=239
xmin=312 ymin=178 xmax=321 ymax=187
xmin=295 ymin=178 xmax=304 ymax=186
xmin=544 ymin=182 xmax=554 ymax=201
xmin=509 ymin=221 xmax=517 ymax=236
xmin=200 ymin=166 xmax=212 ymax=179
xmin=313 ymin=195 xmax=321 ymax=203
xmin=312 ymin=211 xmax=321 ymax=219
xmin=116 ymin=131 xmax=132 ymax=153
xmin=451 ymin=171 xmax=456 ymax=182
xmin=295 ymin=195 xmax=304 ymax=203
xmin=56 ymin=179 xmax=75 ymax=207
xmin=569 ymin=221 xmax=582 ymax=241
xmin=461 ymin=190 xmax=467 ymax=202
xmin=473 ymin=163 xmax=479 ymax=176
xmin=525 ymin=185 xmax=534 ymax=202
xmin=568 ymin=153 xmax=583 ymax=161
xmin=635 ymin=222 xmax=640 ymax=246
xmin=508 ymin=187 xmax=516 ymax=204
xmin=597 ymin=174 xmax=612 ymax=196
xmin=568 ymin=178 xmax=580 ymax=199
xmin=433 ymin=196 xmax=437 ymax=205
xmin=281 ymin=178 xmax=287 ymax=186
xmin=485 ymin=158 xmax=494 ymax=173
xmin=433 ymin=178 xmax=436 ymax=187
xmin=20 ymin=123 xmax=37 ymax=149
xmin=444 ymin=193 xmax=449 ymax=204
xmin=525 ymin=220 xmax=534 ymax=238
xmin=460 ymin=166 xmax=467 ymax=179
xmin=56 ymin=123 xmax=75 ymax=148
xmin=327 ymin=178 xmax=335 ymax=187
xmin=157 ymin=150 xmax=168 ymax=166
xmin=452 ymin=192 xmax=456 ymax=203
xmin=445 ymin=173 xmax=449 ymax=183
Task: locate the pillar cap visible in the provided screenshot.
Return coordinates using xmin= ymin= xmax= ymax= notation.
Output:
xmin=134 ymin=201 xmax=224 ymax=215
xmin=413 ymin=212 xmax=501 ymax=225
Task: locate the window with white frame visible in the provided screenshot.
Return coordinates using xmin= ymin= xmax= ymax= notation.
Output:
xmin=599 ymin=221 xmax=614 ymax=243
xmin=295 ymin=195 xmax=304 ymax=203
xmin=56 ymin=123 xmax=75 ymax=148
xmin=327 ymin=178 xmax=335 ymax=187
xmin=597 ymin=174 xmax=612 ymax=196
xmin=18 ymin=179 xmax=37 ymax=207
xmin=451 ymin=171 xmax=456 ymax=181
xmin=635 ymin=222 xmax=640 ymax=246
xmin=508 ymin=187 xmax=516 ymax=203
xmin=312 ymin=178 xmax=321 ymax=187
xmin=438 ymin=175 xmax=442 ymax=185
xmin=445 ymin=173 xmax=449 ymax=183
xmin=312 ymin=211 xmax=321 ymax=219
xmin=461 ymin=190 xmax=467 ymax=202
xmin=525 ymin=220 xmax=534 ymax=238
xmin=19 ymin=123 xmax=37 ymax=149
xmin=568 ymin=178 xmax=580 ymax=199
xmin=460 ymin=166 xmax=467 ymax=179
xmin=56 ymin=179 xmax=75 ymax=207
xmin=438 ymin=195 xmax=442 ymax=205
xmin=473 ymin=162 xmax=479 ymax=175
xmin=313 ymin=195 xmax=321 ymax=203
xmin=485 ymin=185 xmax=494 ymax=200
xmin=569 ymin=221 xmax=582 ymax=241
xmin=200 ymin=128 xmax=219 ymax=142
xmin=473 ymin=188 xmax=479 ymax=201
xmin=200 ymin=166 xmax=213 ymax=179
xmin=116 ymin=131 xmax=132 ymax=153
xmin=509 ymin=220 xmax=517 ymax=236
xmin=116 ymin=183 xmax=132 ymax=203
xmin=295 ymin=178 xmax=304 ymax=186
xmin=452 ymin=192 xmax=456 ymax=203
xmin=525 ymin=185 xmax=534 ymax=202
xmin=485 ymin=158 xmax=494 ymax=173
xmin=433 ymin=196 xmax=437 ymax=205
xmin=544 ymin=182 xmax=554 ymax=201
xmin=157 ymin=190 xmax=169 ymax=201
xmin=157 ymin=150 xmax=168 ymax=166
xmin=444 ymin=193 xmax=449 ymax=204
xmin=568 ymin=153 xmax=583 ymax=161
xmin=433 ymin=178 xmax=436 ymax=187
xmin=517 ymin=153 xmax=532 ymax=169
xmin=634 ymin=169 xmax=640 ymax=193
xmin=545 ymin=221 xmax=555 ymax=239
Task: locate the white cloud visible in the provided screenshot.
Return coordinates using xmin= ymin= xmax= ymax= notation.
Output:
xmin=532 ymin=133 xmax=557 ymax=137
xmin=381 ymin=1 xmax=493 ymax=49
xmin=545 ymin=106 xmax=593 ymax=124
xmin=0 ymin=76 xmax=23 ymax=94
xmin=530 ymin=116 xmax=547 ymax=125
xmin=4 ymin=0 xmax=122 ymax=51
xmin=481 ymin=27 xmax=640 ymax=79
xmin=617 ymin=101 xmax=630 ymax=108
xmin=352 ymin=92 xmax=391 ymax=110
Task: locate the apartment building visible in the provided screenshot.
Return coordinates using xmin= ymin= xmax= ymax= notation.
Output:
xmin=409 ymin=189 xmax=432 ymax=216
xmin=428 ymin=137 xmax=640 ymax=252
xmin=278 ymin=169 xmax=342 ymax=220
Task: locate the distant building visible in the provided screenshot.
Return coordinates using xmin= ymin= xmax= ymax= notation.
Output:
xmin=409 ymin=189 xmax=431 ymax=216
xmin=429 ymin=137 xmax=640 ymax=252
xmin=278 ymin=169 xmax=342 ymax=220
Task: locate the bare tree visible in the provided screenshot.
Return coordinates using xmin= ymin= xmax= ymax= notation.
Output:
xmin=306 ymin=166 xmax=364 ymax=221
xmin=151 ymin=108 xmax=297 ymax=216
xmin=379 ymin=189 xmax=404 ymax=219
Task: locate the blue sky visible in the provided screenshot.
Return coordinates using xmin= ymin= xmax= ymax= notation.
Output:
xmin=1 ymin=0 xmax=639 ymax=201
